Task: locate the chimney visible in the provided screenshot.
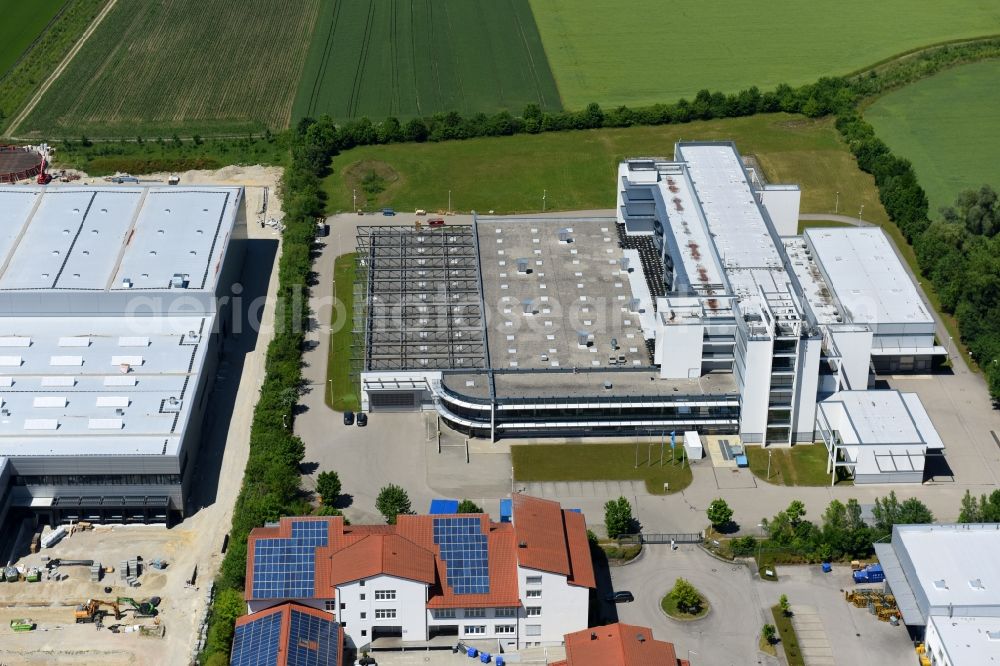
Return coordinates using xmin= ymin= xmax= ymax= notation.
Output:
xmin=518 ymin=541 xmax=527 ymax=548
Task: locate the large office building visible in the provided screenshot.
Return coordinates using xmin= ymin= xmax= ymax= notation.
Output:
xmin=0 ymin=184 xmax=246 ymax=527
xmin=244 ymin=495 xmax=594 ymax=653
xmin=875 ymin=524 xmax=1000 ymax=665
xmin=353 ymin=142 xmax=946 ymax=482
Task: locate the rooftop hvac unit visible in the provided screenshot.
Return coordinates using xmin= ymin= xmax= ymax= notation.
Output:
xmin=516 ymin=258 xmax=530 ymax=274
xmin=521 ymin=299 xmax=534 ymax=315
xmin=577 ymin=331 xmax=590 ymax=348
xmin=610 ymin=337 xmax=619 ymax=351
xmin=620 ymin=257 xmax=630 ymax=272
xmin=163 ymin=397 xmax=182 ymax=413
xmin=121 ymin=277 xmax=133 ymax=289
xmin=170 ymin=273 xmax=189 ymax=289
xmin=558 ymin=228 xmax=572 ymax=243
xmin=628 ymin=298 xmax=640 ymax=312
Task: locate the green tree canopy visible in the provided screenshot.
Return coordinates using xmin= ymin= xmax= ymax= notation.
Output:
xmin=706 ymin=498 xmax=734 ymax=528
xmin=604 ymin=496 xmax=635 ymax=539
xmin=315 ymin=470 xmax=341 ymax=507
xmin=669 ymin=577 xmax=703 ymax=614
xmin=457 ymin=499 xmax=483 ymax=514
xmin=376 ymin=484 xmax=412 ymax=525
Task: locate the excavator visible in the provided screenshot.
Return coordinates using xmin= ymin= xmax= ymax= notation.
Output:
xmin=74 ymin=599 xmax=121 ymax=624
xmin=117 ymin=596 xmax=160 ymax=618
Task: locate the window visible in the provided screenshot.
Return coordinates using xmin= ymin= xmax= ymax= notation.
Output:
xmin=495 ymin=608 xmax=517 ymax=618
xmin=526 ymin=607 xmax=541 ymax=617
xmin=324 ymin=600 xmax=336 ymax=611
xmin=359 ymin=580 xmax=366 ymax=587
xmin=495 ymin=625 xmax=516 ymax=634
xmin=433 ymin=609 xmax=456 ymax=619
xmin=526 ymin=589 xmax=541 ymax=598
xmin=374 ymin=609 xmax=396 ymax=619
xmin=375 ymin=590 xmax=396 ymax=601
xmin=360 ymin=594 xmax=365 ymax=601
xmin=526 ymin=576 xmax=542 ymax=585
xmin=360 ymin=612 xmax=366 ymax=619
xmin=339 ymin=603 xmax=346 ymax=610
xmin=465 ymin=625 xmax=486 ymax=635
xmin=464 ymin=608 xmax=486 ymax=618
xmin=526 ymin=624 xmax=541 ymax=636
xmin=361 ymin=630 xmax=367 ymax=637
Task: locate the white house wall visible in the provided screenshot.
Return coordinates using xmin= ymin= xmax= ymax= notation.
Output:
xmin=516 ymin=567 xmax=590 ymax=647
xmin=336 ymin=575 xmax=429 ymax=649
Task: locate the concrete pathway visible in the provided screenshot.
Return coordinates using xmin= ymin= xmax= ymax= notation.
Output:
xmin=799 ymin=213 xmax=873 ymax=227
xmin=521 ymin=480 xmax=646 ymax=499
xmin=789 ymin=604 xmax=835 ymax=665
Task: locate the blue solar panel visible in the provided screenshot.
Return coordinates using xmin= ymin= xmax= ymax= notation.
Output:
xmin=433 ymin=516 xmax=490 ymax=594
xmin=251 ymin=520 xmax=329 ymax=600
xmin=230 ymin=611 xmax=281 ymax=666
xmin=287 ymin=609 xmax=340 ymax=666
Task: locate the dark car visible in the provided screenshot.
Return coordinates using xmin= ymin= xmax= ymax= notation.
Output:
xmin=428 ymin=218 xmax=445 ymax=227
xmin=343 ymin=411 xmax=354 ymax=426
xmin=605 ymin=591 xmax=635 ymax=603
xmin=356 ymin=412 xmax=368 ymax=427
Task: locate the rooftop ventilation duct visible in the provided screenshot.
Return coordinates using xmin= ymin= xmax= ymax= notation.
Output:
xmin=628 ymin=298 xmax=640 ymax=312
xmin=620 ymin=256 xmax=630 ymax=272
xmin=170 ymin=273 xmax=189 ymax=289
xmin=521 ymin=299 xmax=534 ymax=315
xmin=577 ymin=331 xmax=590 ymax=348
xmin=558 ymin=228 xmax=572 ymax=243
xmin=516 ymin=258 xmax=529 ymax=274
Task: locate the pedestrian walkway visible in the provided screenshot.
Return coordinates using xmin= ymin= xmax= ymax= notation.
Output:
xmin=790 ymin=604 xmax=835 ymax=665
xmin=520 ymin=480 xmax=645 ymax=499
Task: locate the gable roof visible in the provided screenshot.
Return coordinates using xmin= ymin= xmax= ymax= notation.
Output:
xmin=231 ymin=602 xmax=343 ymax=666
xmin=557 ymin=623 xmax=683 ymax=666
xmin=322 ymin=534 xmax=437 ymax=588
xmin=512 ymin=494 xmax=596 ymax=588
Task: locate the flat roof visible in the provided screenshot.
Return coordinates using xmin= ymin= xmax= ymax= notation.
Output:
xmin=783 ymin=236 xmax=841 ymax=324
xmin=0 ymin=315 xmax=210 ymax=457
xmin=678 ymin=144 xmax=792 ymax=319
xmin=895 ymin=524 xmax=1000 ymax=611
xmin=443 ymin=368 xmax=737 ymax=401
xmin=478 ymin=218 xmax=650 ymax=370
xmin=818 ymin=390 xmax=943 ymax=449
xmin=929 ymin=615 xmax=1000 ymax=664
xmin=0 ymin=185 xmax=241 ymax=292
xmin=806 ymin=227 xmax=932 ymax=327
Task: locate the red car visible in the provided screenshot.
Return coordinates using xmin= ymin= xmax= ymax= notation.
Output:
xmin=428 ymin=218 xmax=445 ymax=227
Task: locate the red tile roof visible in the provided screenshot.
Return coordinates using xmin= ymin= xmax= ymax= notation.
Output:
xmin=512 ymin=495 xmax=596 ymax=588
xmin=560 ymin=623 xmax=684 ymax=666
xmin=246 ymin=496 xmax=591 ymax=609
xmin=233 ymin=602 xmax=343 ymax=666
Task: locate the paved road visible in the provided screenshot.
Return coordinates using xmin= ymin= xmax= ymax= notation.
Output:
xmin=608 ymin=547 xmax=913 ymax=666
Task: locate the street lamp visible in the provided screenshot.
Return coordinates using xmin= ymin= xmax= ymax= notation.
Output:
xmin=448 ymin=190 xmax=452 ymax=214
xmin=543 ymin=189 xmax=547 ymax=213
xmin=766 ymin=449 xmax=772 ymax=480
xmin=835 ymin=191 xmax=839 ymax=214
xmin=352 ymin=188 xmax=357 ymax=211
xmin=328 ymin=379 xmax=334 ymax=404
xmin=858 ymin=203 xmax=865 ymax=223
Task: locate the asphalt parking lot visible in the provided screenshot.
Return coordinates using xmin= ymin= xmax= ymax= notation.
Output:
xmin=606 ymin=546 xmax=914 ymax=666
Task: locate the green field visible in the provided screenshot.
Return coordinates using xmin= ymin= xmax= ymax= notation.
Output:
xmin=293 ymin=0 xmax=560 ymax=121
xmin=865 ymin=59 xmax=1000 ymax=216
xmin=0 ymin=0 xmax=65 ymax=77
xmin=17 ymin=0 xmax=321 ymax=138
xmin=530 ymin=0 xmax=1000 ymax=110
xmin=326 ymin=253 xmax=361 ymax=413
xmin=323 ymin=113 xmax=888 ymax=224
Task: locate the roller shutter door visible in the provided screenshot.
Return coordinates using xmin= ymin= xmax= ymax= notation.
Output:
xmin=369 ymin=391 xmax=418 ymax=411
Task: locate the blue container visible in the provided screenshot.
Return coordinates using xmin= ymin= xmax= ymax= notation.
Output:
xmin=467 ymin=647 xmax=478 ymax=658
xmin=821 ymin=562 xmax=832 ymax=573
xmin=480 ymin=653 xmax=491 ymax=663
xmin=496 ymin=657 xmax=505 ymax=666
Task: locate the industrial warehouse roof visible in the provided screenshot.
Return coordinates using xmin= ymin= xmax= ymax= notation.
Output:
xmin=928 ymin=615 xmax=1000 ymax=665
xmin=805 ymin=227 xmax=933 ymax=329
xmin=0 ymin=315 xmax=209 ymax=457
xmin=818 ymin=390 xmax=943 ymax=449
xmin=0 ymin=185 xmax=241 ymax=292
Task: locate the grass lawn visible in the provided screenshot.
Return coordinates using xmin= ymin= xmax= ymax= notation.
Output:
xmin=772 ymin=604 xmax=805 ymax=666
xmin=529 ymin=0 xmax=1000 ymax=110
xmin=796 ymin=219 xmax=853 ymax=234
xmin=661 ymin=590 xmax=710 ymax=621
xmin=323 ymin=113 xmax=889 ymax=226
xmin=866 ymin=59 xmax=1000 ymax=217
xmin=326 ymin=253 xmax=360 ymax=412
xmin=293 ymin=0 xmax=559 ymax=122
xmin=746 ymin=443 xmax=849 ymax=487
xmin=512 ymin=443 xmax=692 ymax=495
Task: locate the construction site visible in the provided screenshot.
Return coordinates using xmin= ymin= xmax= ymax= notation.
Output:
xmin=0 ymin=165 xmax=284 ymax=665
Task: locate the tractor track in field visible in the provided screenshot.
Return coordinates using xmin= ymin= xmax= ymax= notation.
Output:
xmin=7 ymin=0 xmax=118 ymax=137
xmin=347 ymin=0 xmax=376 ymax=119
xmin=305 ymin=0 xmax=342 ymax=118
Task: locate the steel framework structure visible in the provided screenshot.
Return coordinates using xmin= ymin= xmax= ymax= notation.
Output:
xmin=353 ymin=225 xmax=487 ymax=372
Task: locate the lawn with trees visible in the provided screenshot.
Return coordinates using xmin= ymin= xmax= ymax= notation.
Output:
xmin=661 ymin=578 xmax=709 ymax=620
